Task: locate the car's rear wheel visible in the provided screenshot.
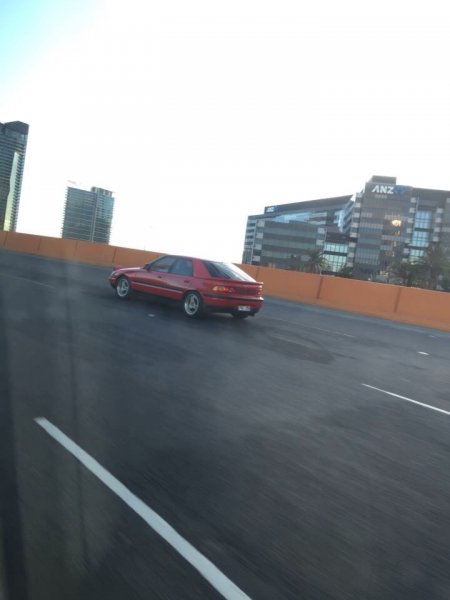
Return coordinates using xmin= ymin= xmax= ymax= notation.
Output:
xmin=116 ymin=276 xmax=133 ymax=299
xmin=182 ymin=291 xmax=203 ymax=318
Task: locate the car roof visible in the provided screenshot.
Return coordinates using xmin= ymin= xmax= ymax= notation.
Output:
xmin=157 ymin=254 xmax=231 ymax=264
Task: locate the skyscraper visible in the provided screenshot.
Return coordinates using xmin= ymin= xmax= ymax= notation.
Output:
xmin=62 ymin=186 xmax=115 ymax=244
xmin=0 ymin=121 xmax=29 ymax=231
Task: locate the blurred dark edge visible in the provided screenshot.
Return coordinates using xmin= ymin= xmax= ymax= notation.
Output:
xmin=0 ymin=290 xmax=28 ymax=600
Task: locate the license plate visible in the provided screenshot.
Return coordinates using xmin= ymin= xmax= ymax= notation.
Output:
xmin=238 ymin=305 xmax=251 ymax=312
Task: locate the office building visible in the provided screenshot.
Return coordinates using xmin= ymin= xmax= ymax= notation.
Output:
xmin=349 ymin=176 xmax=450 ymax=279
xmin=0 ymin=121 xmax=29 ymax=231
xmin=62 ymin=186 xmax=115 ymax=243
xmin=243 ymin=196 xmax=353 ymax=272
xmin=244 ymin=176 xmax=450 ymax=279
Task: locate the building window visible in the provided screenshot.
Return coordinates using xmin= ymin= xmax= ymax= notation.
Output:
xmin=409 ymin=249 xmax=425 ymax=260
xmin=410 ymin=230 xmax=430 ymax=247
xmin=323 ymin=254 xmax=347 ymax=272
xmin=414 ymin=210 xmax=432 ymax=229
xmin=323 ymin=242 xmax=348 ymax=254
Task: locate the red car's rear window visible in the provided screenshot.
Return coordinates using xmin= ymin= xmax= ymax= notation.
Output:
xmin=203 ymin=261 xmax=255 ymax=281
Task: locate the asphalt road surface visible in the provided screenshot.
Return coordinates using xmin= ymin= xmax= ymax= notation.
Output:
xmin=1 ymin=249 xmax=450 ymax=600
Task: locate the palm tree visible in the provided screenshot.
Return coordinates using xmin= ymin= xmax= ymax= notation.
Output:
xmin=418 ymin=243 xmax=450 ymax=289
xmin=302 ymin=249 xmax=329 ymax=274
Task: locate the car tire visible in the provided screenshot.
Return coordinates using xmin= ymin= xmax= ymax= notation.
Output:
xmin=116 ymin=276 xmax=133 ymax=299
xmin=182 ymin=291 xmax=203 ymax=318
xmin=232 ymin=312 xmax=250 ymax=319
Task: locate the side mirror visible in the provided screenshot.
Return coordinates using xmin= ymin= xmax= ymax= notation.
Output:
xmin=144 ymin=263 xmax=152 ymax=270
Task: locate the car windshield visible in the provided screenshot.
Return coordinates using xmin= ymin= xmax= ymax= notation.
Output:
xmin=203 ymin=260 xmax=255 ymax=281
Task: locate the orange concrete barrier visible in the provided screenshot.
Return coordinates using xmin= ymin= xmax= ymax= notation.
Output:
xmin=4 ymin=231 xmax=41 ymax=253
xmin=317 ymin=276 xmax=400 ymax=317
xmin=237 ymin=264 xmax=260 ymax=280
xmin=395 ymin=286 xmax=450 ymax=330
xmin=73 ymin=240 xmax=116 ymax=265
xmin=38 ymin=237 xmax=77 ymax=260
xmin=112 ymin=247 xmax=161 ymax=268
xmin=255 ymin=266 xmax=322 ymax=302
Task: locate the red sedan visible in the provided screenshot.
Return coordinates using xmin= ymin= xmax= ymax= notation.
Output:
xmin=108 ymin=255 xmax=264 ymax=319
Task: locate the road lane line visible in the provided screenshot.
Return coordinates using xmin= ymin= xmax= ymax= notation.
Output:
xmin=417 ymin=351 xmax=429 ymax=355
xmin=34 ymin=417 xmax=252 ymax=600
xmin=362 ymin=384 xmax=450 ymax=416
xmin=3 ymin=273 xmax=55 ymax=289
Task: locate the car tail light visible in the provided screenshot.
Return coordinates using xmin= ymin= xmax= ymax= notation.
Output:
xmin=212 ymin=285 xmax=235 ymax=293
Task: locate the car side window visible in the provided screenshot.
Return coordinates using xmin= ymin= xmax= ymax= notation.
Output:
xmin=151 ymin=256 xmax=176 ymax=273
xmin=170 ymin=259 xmax=193 ymax=276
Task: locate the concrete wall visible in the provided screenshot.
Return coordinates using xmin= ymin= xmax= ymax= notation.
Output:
xmin=235 ymin=266 xmax=450 ymax=333
xmin=0 ymin=233 xmax=162 ymax=267
xmin=2 ymin=231 xmax=450 ymax=332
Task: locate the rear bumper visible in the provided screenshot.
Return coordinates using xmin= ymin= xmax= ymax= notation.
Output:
xmin=202 ymin=293 xmax=263 ymax=313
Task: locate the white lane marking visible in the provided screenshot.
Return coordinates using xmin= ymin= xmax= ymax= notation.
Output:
xmin=34 ymin=417 xmax=251 ymax=600
xmin=265 ymin=316 xmax=356 ymax=338
xmin=362 ymin=384 xmax=450 ymax=416
xmin=3 ymin=273 xmax=55 ymax=289
xmin=418 ymin=351 xmax=429 ymax=355
xmin=148 ymin=314 xmax=155 ymax=317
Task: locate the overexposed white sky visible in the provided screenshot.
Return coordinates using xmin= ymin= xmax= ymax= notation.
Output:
xmin=2 ymin=0 xmax=450 ymax=261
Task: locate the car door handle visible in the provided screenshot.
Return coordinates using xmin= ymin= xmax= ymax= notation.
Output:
xmin=183 ymin=279 xmax=190 ymax=283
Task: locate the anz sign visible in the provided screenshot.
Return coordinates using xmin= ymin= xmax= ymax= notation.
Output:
xmin=371 ymin=184 xmax=407 ymax=195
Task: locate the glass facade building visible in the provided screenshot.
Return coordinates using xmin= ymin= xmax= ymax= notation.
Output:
xmin=349 ymin=176 xmax=450 ymax=280
xmin=244 ymin=176 xmax=450 ymax=279
xmin=243 ymin=196 xmax=353 ymax=271
xmin=62 ymin=186 xmax=115 ymax=244
xmin=0 ymin=121 xmax=29 ymax=231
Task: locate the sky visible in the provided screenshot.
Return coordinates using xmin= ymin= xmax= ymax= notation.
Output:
xmin=2 ymin=0 xmax=450 ymax=262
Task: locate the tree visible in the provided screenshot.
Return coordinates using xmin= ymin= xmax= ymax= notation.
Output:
xmin=441 ymin=276 xmax=450 ymax=292
xmin=390 ymin=261 xmax=423 ymax=287
xmin=302 ymin=249 xmax=329 ymax=274
xmin=418 ymin=243 xmax=450 ymax=289
xmin=336 ymin=266 xmax=354 ymax=278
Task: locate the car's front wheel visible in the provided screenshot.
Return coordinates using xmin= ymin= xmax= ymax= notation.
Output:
xmin=116 ymin=276 xmax=133 ymax=299
xmin=182 ymin=291 xmax=203 ymax=318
